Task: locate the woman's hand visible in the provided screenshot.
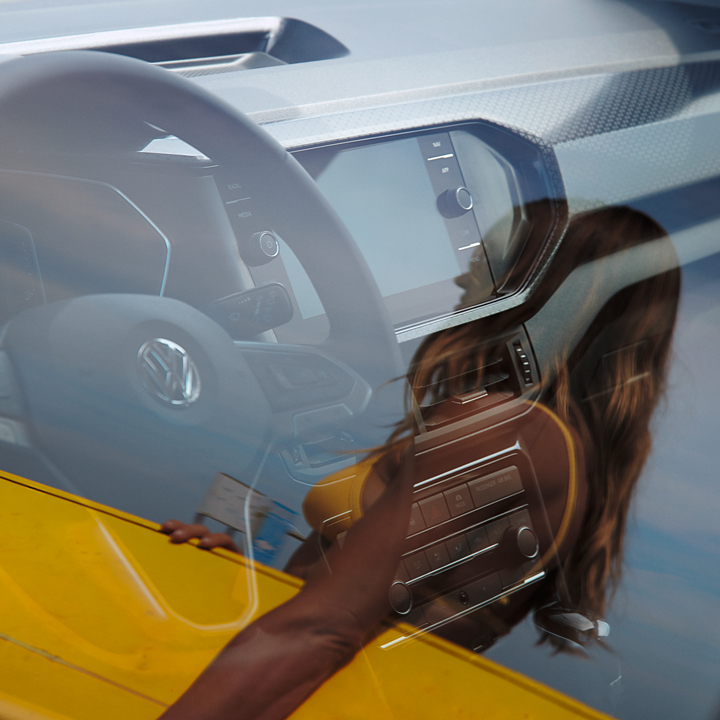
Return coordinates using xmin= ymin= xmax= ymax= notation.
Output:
xmin=160 ymin=519 xmax=241 ymax=554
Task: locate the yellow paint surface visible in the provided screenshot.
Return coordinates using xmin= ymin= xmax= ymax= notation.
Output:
xmin=0 ymin=472 xmax=611 ymax=719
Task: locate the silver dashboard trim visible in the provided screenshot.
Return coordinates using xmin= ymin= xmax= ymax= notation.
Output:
xmin=413 ymin=442 xmax=521 ymax=489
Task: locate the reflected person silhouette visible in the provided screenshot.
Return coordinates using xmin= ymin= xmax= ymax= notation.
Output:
xmin=162 ymin=204 xmax=680 ymax=718
xmin=387 ymin=204 xmax=681 ymax=649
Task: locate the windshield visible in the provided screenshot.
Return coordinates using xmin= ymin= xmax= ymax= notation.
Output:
xmin=0 ymin=4 xmax=718 ymax=720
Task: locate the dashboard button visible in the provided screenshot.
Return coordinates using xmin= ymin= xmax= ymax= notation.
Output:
xmin=468 ymin=466 xmax=522 ymax=508
xmin=425 ymin=543 xmax=450 ymax=571
xmin=427 ymin=157 xmax=463 ymax=188
xmin=445 ymin=534 xmax=470 ymax=562
xmin=404 ymin=551 xmax=431 ymax=579
xmin=419 ymin=494 xmax=450 ymax=527
xmin=465 ymin=526 xmax=489 ymax=553
xmin=407 ymin=503 xmax=426 ymax=535
xmin=465 ymin=573 xmax=502 ymax=605
xmin=418 ymin=132 xmax=453 ymax=158
xmin=486 ymin=517 xmax=510 ymax=545
xmin=443 ymin=484 xmax=472 ymax=517
xmin=508 ymin=508 xmax=531 ymax=528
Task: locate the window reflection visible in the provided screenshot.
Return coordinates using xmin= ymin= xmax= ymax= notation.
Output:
xmin=162 ymin=205 xmax=681 ymax=718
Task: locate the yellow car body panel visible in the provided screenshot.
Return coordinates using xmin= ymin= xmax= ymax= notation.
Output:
xmin=0 ymin=471 xmax=610 ymax=720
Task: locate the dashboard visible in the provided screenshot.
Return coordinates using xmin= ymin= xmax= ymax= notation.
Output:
xmin=0 ymin=120 xmax=562 ymax=347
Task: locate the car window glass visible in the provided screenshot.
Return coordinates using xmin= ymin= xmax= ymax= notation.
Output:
xmin=1 ymin=36 xmax=720 ymax=720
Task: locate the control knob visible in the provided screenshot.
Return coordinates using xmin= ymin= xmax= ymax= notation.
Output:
xmin=389 ymin=581 xmax=413 ymax=615
xmin=241 ymin=231 xmax=280 ymax=266
xmin=438 ymin=186 xmax=474 ymax=218
xmin=504 ymin=525 xmax=539 ymax=561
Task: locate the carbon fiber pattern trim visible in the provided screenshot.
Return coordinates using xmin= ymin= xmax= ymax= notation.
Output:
xmin=264 ymin=60 xmax=720 ymax=149
xmin=263 ymin=76 xmax=610 ymax=149
xmin=550 ymin=63 xmax=703 ymax=143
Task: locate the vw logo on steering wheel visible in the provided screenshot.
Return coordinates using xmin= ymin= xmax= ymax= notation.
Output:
xmin=137 ymin=338 xmax=201 ymax=407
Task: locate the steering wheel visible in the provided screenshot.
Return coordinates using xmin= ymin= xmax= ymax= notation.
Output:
xmin=0 ymin=51 xmax=404 ymax=523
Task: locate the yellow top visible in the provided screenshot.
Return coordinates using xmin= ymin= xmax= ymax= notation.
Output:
xmin=302 ymin=457 xmax=376 ymax=541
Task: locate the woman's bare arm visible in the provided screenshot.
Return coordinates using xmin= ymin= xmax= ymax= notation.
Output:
xmin=160 ymin=445 xmax=414 ymax=720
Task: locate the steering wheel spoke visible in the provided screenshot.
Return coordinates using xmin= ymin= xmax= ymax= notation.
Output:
xmin=236 ymin=342 xmax=372 ymax=439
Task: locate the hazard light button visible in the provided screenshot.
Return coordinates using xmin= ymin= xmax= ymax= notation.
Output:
xmin=418 ymin=493 xmax=451 ymax=527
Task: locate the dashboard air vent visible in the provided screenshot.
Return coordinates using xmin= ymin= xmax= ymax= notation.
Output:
xmin=418 ymin=327 xmax=539 ymax=428
xmin=0 ymin=17 xmax=349 ymax=76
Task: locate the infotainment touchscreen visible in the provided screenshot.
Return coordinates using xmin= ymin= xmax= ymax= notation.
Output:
xmin=248 ymin=127 xmax=522 ymax=344
xmin=313 ymin=137 xmax=464 ymax=303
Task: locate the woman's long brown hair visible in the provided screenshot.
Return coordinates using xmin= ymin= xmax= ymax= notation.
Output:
xmin=393 ymin=204 xmax=680 ymax=620
xmin=549 ymin=207 xmax=680 ymax=617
